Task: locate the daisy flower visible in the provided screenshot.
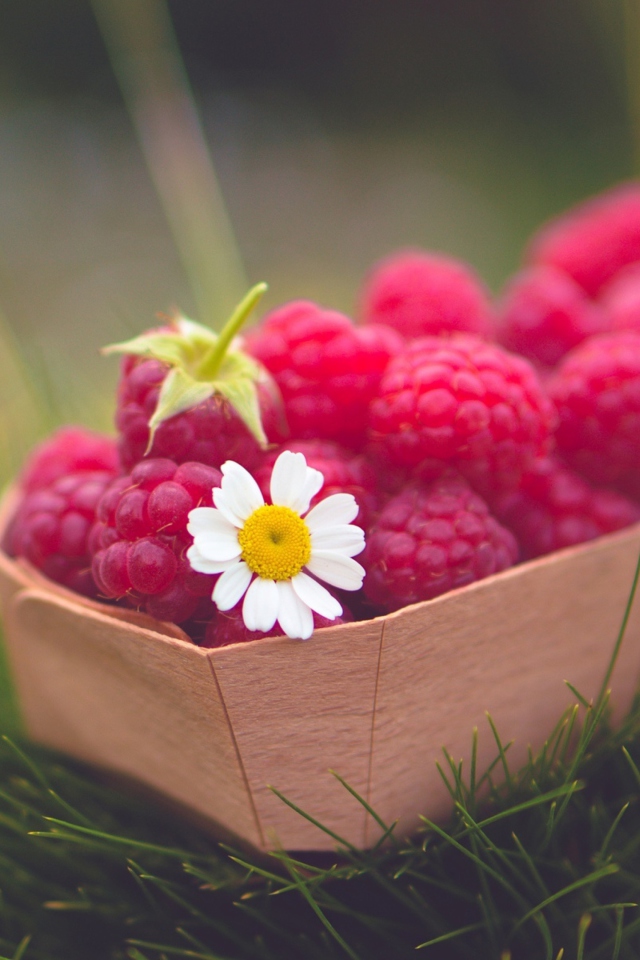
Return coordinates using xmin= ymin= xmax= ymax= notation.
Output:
xmin=186 ymin=450 xmax=366 ymax=640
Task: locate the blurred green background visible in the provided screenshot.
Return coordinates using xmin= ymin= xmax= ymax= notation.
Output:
xmin=0 ymin=0 xmax=635 ymax=445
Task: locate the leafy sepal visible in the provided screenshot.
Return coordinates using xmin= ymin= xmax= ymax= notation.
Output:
xmin=147 ymin=368 xmax=217 ymax=450
xmin=103 ymin=284 xmax=281 ymax=448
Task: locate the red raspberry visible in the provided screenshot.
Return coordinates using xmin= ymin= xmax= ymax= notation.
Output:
xmin=600 ymin=263 xmax=640 ymax=333
xmin=5 ymin=469 xmax=117 ymax=597
xmin=19 ymin=427 xmax=119 ymax=493
xmin=527 ymin=183 xmax=640 ymax=297
xmin=90 ymin=459 xmax=221 ymax=625
xmin=368 ymin=335 xmax=556 ymax=498
xmin=496 ymin=265 xmax=609 ymax=368
xmin=254 ymin=439 xmax=380 ymax=528
xmin=201 ymin=600 xmax=352 ymax=647
xmin=548 ymin=331 xmax=640 ymax=496
xmin=116 ymin=354 xmax=285 ymax=471
xmin=361 ymin=473 xmax=518 ymax=612
xmin=107 ymin=286 xmax=288 ymax=472
xmin=358 ymin=249 xmax=494 ymax=340
xmin=494 ymin=457 xmax=640 ymax=560
xmin=245 ymin=301 xmax=402 ymax=448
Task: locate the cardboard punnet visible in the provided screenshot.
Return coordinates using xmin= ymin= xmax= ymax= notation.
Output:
xmin=1 ymin=484 xmax=640 ymax=852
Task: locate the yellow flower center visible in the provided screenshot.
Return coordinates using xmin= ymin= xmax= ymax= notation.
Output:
xmin=238 ymin=504 xmax=312 ymax=581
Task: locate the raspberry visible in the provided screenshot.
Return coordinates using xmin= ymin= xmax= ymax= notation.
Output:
xmin=245 ymin=300 xmax=402 ymax=448
xmin=19 ymin=427 xmax=119 ymax=493
xmin=361 ymin=473 xmax=518 ymax=612
xmin=90 ymin=459 xmax=221 ymax=625
xmin=106 ymin=285 xmax=288 ymax=472
xmin=5 ymin=469 xmax=117 ymax=597
xmin=496 ymin=265 xmax=609 ymax=368
xmin=548 ymin=331 xmax=640 ymax=496
xmin=358 ymin=249 xmax=494 ymax=340
xmin=494 ymin=457 xmax=640 ymax=559
xmin=368 ymin=334 xmax=556 ymax=498
xmin=527 ymin=182 xmax=640 ymax=296
xmin=116 ymin=355 xmax=285 ymax=471
xmin=254 ymin=439 xmax=380 ymax=528
xmin=201 ymin=600 xmax=351 ymax=648
xmin=600 ymin=263 xmax=640 ymax=333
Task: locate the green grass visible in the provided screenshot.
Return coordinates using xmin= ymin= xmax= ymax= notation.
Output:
xmin=0 ymin=639 xmax=20 ymax=739
xmin=3 ymin=572 xmax=640 ymax=960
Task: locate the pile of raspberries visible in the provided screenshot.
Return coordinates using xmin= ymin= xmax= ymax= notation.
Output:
xmin=7 ymin=180 xmax=640 ymax=646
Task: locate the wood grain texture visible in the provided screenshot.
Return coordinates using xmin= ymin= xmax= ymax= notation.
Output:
xmin=5 ymin=588 xmax=262 ymax=848
xmin=367 ymin=525 xmax=640 ymax=845
xmin=210 ymin=617 xmax=383 ymax=850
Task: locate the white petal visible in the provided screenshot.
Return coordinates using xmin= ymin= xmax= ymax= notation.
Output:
xmin=276 ymin=581 xmax=314 ymax=639
xmin=214 ymin=461 xmax=264 ymax=525
xmin=305 ymin=493 xmax=359 ymax=531
xmin=291 ymin=572 xmax=342 ymax=621
xmin=310 ymin=524 xmax=365 ymax=557
xmin=270 ymin=450 xmax=324 ymax=514
xmin=187 ymin=507 xmax=222 ymax=535
xmin=212 ymin=488 xmax=245 ymax=528
xmin=186 ymin=544 xmax=235 ymax=575
xmin=188 ymin=507 xmax=238 ymax=541
xmin=305 ymin=551 xmax=366 ymax=591
xmin=295 ymin=469 xmax=325 ymax=515
xmin=213 ymin=561 xmax=253 ymax=610
xmin=270 ymin=451 xmax=306 ymax=505
xmin=242 ymin=577 xmax=278 ymax=632
xmin=193 ymin=537 xmax=241 ymax=566
xmin=190 ymin=517 xmax=241 ymax=562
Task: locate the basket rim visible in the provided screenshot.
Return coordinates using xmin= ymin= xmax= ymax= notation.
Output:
xmin=3 ymin=481 xmax=640 ymax=657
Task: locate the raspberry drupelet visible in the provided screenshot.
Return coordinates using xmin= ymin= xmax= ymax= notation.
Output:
xmin=19 ymin=426 xmax=119 ymax=493
xmin=527 ymin=182 xmax=640 ymax=297
xmin=5 ymin=469 xmax=117 ymax=597
xmin=90 ymin=459 xmax=221 ymax=625
xmin=253 ymin=439 xmax=380 ymax=529
xmin=358 ymin=249 xmax=494 ymax=340
xmin=548 ymin=331 xmax=640 ymax=497
xmin=599 ymin=263 xmax=640 ymax=334
xmin=496 ymin=265 xmax=609 ymax=368
xmin=493 ymin=457 xmax=640 ymax=560
xmin=361 ymin=472 xmax=518 ymax=612
xmin=244 ymin=300 xmax=403 ymax=449
xmin=368 ymin=334 xmax=557 ymax=499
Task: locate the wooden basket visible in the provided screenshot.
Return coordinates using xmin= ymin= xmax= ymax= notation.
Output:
xmin=1 ymin=486 xmax=640 ymax=852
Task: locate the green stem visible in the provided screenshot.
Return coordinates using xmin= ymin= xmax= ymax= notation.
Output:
xmin=91 ymin=0 xmax=247 ymax=324
xmin=196 ymin=282 xmax=268 ymax=379
xmin=624 ymin=0 xmax=640 ymax=176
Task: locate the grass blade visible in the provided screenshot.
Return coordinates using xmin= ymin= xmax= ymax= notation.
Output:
xmin=415 ymin=921 xmax=485 ymax=950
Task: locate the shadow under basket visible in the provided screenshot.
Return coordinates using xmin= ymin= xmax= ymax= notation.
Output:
xmin=1 ymin=487 xmax=640 ymax=853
